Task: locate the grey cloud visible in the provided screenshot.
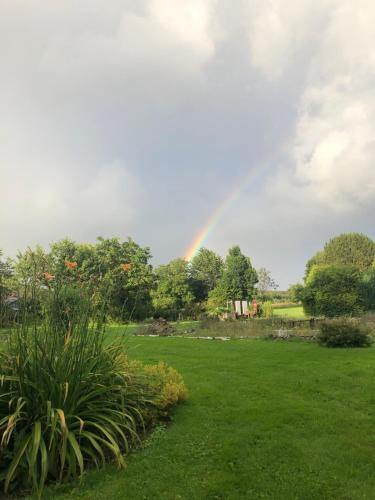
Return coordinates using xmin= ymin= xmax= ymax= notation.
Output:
xmin=1 ymin=0 xmax=374 ymax=288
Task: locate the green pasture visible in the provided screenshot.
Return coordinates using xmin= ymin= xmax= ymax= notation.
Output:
xmin=40 ymin=336 xmax=375 ymax=500
xmin=273 ymin=305 xmax=306 ymax=318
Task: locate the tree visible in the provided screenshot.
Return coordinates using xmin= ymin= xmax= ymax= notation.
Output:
xmin=205 ymin=284 xmax=229 ymax=315
xmin=190 ymin=248 xmax=224 ymax=301
xmin=14 ymin=238 xmax=154 ymax=321
xmin=288 ymin=283 xmax=304 ymax=303
xmin=360 ymin=269 xmax=375 ymax=311
xmin=220 ymin=246 xmax=258 ymax=301
xmin=0 ymin=250 xmax=13 ymax=294
xmin=0 ymin=250 xmax=14 ymax=326
xmin=14 ymin=246 xmax=50 ymax=292
xmin=305 ymin=233 xmax=375 ymax=278
xmin=256 ymin=267 xmax=278 ymax=295
xmin=152 ymin=259 xmax=194 ymax=318
xmin=91 ymin=237 xmax=154 ymax=321
xmin=301 ymin=265 xmax=364 ymax=317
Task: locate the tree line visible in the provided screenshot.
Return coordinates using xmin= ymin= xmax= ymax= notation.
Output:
xmin=0 ymin=238 xmax=263 ymax=322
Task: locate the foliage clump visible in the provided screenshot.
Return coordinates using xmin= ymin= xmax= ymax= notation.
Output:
xmin=151 ymin=259 xmax=194 ymax=319
xmin=305 ymin=232 xmax=375 ymax=277
xmin=190 ymin=248 xmax=224 ymax=302
xmin=0 ymin=268 xmax=186 ymax=497
xmin=299 ymin=233 xmax=375 ymax=317
xmin=317 ymin=318 xmax=372 ymax=348
xmin=260 ymin=301 xmax=273 ymax=318
xmin=302 ymin=265 xmax=365 ymax=317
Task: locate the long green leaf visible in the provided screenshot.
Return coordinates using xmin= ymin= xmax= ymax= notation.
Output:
xmin=67 ymin=431 xmax=84 ymax=476
xmin=4 ymin=434 xmax=31 ymax=492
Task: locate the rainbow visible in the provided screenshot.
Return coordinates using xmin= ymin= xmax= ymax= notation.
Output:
xmin=184 ymin=167 xmax=264 ymax=261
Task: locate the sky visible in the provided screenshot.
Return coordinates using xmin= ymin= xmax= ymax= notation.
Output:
xmin=1 ymin=0 xmax=375 ymax=288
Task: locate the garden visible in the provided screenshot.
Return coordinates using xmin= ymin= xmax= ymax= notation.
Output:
xmin=1 ymin=232 xmax=375 ymax=498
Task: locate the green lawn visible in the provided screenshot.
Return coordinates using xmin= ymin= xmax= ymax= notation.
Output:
xmin=273 ymin=305 xmax=306 ymax=318
xmin=38 ymin=336 xmax=375 ymax=499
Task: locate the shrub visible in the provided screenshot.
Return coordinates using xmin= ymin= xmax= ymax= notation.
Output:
xmin=302 ymin=265 xmax=364 ymax=317
xmin=0 ymin=282 xmax=186 ymax=497
xmin=128 ymin=361 xmax=187 ymax=417
xmin=317 ymin=318 xmax=372 ymax=347
xmin=260 ymin=301 xmax=273 ymax=318
xmin=360 ymin=269 xmax=375 ymax=311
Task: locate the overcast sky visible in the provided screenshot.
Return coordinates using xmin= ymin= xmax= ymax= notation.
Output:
xmin=1 ymin=0 xmax=375 ymax=288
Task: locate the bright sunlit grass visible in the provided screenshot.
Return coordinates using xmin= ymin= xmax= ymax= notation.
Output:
xmin=273 ymin=305 xmax=306 ymax=318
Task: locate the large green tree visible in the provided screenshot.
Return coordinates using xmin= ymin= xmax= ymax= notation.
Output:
xmin=219 ymin=246 xmax=258 ymax=301
xmin=305 ymin=233 xmax=375 ymax=277
xmin=14 ymin=238 xmax=154 ymax=321
xmin=152 ymin=259 xmax=194 ymax=318
xmin=360 ymin=269 xmax=375 ymax=312
xmin=189 ymin=248 xmax=224 ymax=301
xmin=302 ymin=264 xmax=364 ymax=317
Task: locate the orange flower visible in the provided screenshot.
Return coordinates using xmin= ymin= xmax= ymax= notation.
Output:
xmin=64 ymin=260 xmax=78 ymax=269
xmin=120 ymin=263 xmax=131 ymax=272
xmin=43 ymin=272 xmax=55 ymax=281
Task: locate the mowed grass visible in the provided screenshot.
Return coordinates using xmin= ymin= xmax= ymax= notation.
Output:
xmin=273 ymin=305 xmax=306 ymax=318
xmin=39 ymin=336 xmax=375 ymax=500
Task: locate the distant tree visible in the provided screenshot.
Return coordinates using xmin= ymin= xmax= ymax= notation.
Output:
xmin=302 ymin=265 xmax=364 ymax=317
xmin=304 ymin=251 xmax=324 ymax=279
xmin=93 ymin=237 xmax=154 ymax=321
xmin=49 ymin=238 xmax=96 ymax=282
xmin=256 ymin=267 xmax=278 ymax=295
xmin=220 ymin=246 xmax=258 ymax=301
xmin=360 ymin=269 xmax=375 ymax=311
xmin=190 ymin=248 xmax=224 ymax=301
xmin=152 ymin=259 xmax=194 ymax=318
xmin=288 ymin=283 xmax=304 ymax=303
xmin=0 ymin=249 xmax=13 ymax=291
xmin=14 ymin=238 xmax=154 ymax=321
xmin=305 ymin=233 xmax=375 ymax=278
xmin=205 ymin=283 xmax=229 ymax=315
xmin=14 ymin=246 xmax=50 ymax=288
xmin=0 ymin=250 xmax=14 ymax=325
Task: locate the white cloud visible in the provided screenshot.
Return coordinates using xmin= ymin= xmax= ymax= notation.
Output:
xmin=247 ymin=0 xmax=334 ymax=79
xmin=148 ymin=0 xmax=215 ymax=56
xmin=252 ymin=0 xmax=375 ymax=213
xmin=290 ymin=1 xmax=375 ymax=211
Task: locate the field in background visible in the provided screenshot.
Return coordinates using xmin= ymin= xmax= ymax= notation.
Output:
xmin=41 ymin=337 xmax=375 ymax=500
xmin=272 ymin=305 xmax=306 ymax=318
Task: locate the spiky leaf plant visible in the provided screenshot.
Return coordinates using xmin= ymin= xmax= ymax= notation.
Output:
xmin=0 ymin=277 xmax=168 ymax=497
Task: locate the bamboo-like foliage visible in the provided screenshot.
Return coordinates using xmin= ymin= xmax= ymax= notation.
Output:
xmin=0 ymin=260 xmax=183 ymax=497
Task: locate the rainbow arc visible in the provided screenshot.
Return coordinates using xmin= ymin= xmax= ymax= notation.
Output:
xmin=184 ymin=166 xmax=264 ymax=260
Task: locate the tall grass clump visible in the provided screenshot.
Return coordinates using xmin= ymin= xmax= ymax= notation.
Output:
xmin=0 ymin=263 xmax=186 ymax=497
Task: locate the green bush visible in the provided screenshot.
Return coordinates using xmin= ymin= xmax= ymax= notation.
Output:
xmin=317 ymin=318 xmax=372 ymax=347
xmin=260 ymin=301 xmax=273 ymax=318
xmin=302 ymin=265 xmax=364 ymax=317
xmin=0 ymin=283 xmax=186 ymax=497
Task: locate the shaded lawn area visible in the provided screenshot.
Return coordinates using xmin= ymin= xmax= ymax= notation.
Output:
xmin=40 ymin=337 xmax=375 ymax=500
